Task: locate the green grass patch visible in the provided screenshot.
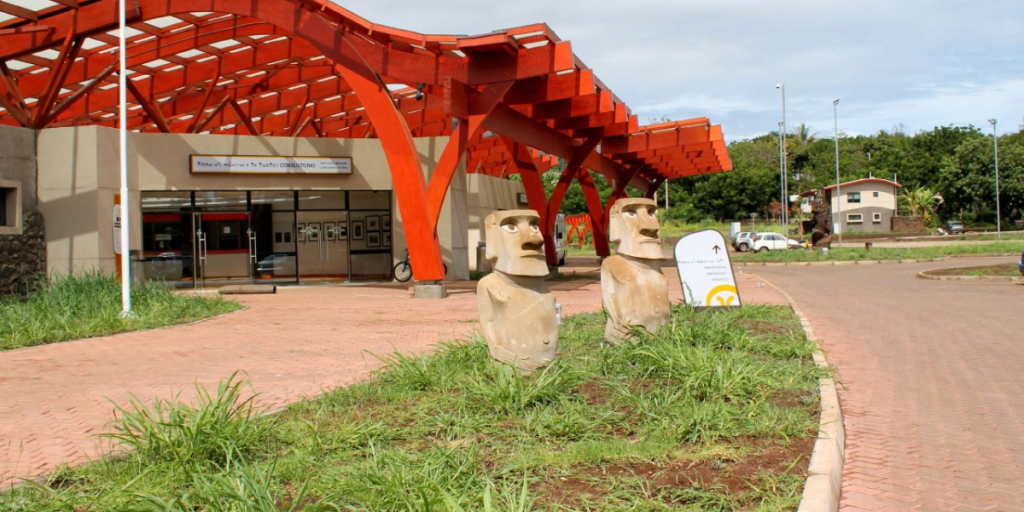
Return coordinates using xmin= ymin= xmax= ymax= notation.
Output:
xmin=2 ymin=305 xmax=824 ymax=511
xmin=733 ymin=240 xmax=1022 ymax=263
xmin=0 ymin=271 xmax=243 ymax=351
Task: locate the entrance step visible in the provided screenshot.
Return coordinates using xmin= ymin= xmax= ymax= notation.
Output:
xmin=218 ymin=284 xmax=277 ymax=295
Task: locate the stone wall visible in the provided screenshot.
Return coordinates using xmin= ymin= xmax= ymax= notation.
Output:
xmin=0 ymin=210 xmax=46 ymax=296
xmin=891 ymin=216 xmax=924 ymax=233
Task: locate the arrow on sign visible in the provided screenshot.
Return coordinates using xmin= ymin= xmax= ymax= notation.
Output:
xmin=712 ymin=245 xmax=721 ymax=254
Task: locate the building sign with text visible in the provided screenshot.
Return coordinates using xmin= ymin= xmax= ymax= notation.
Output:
xmin=674 ymin=229 xmax=742 ymax=308
xmin=190 ymin=155 xmax=353 ymax=175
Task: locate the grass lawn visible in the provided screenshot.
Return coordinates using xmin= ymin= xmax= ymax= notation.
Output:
xmin=732 ymin=240 xmax=1022 ymax=263
xmin=0 ymin=272 xmax=243 ymax=351
xmin=2 ymin=305 xmax=824 ymax=511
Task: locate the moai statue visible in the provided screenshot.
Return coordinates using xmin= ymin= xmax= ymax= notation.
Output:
xmin=477 ymin=210 xmax=558 ymax=371
xmin=601 ymin=198 xmax=671 ymax=343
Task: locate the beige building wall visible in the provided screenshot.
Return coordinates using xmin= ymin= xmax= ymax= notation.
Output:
xmin=36 ymin=126 xmax=476 ymax=278
xmin=829 ymin=180 xmax=900 ymax=233
xmin=830 ymin=181 xmax=899 ymax=213
xmin=466 ymin=174 xmax=528 ymax=270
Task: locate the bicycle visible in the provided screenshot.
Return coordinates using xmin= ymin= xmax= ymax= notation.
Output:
xmin=393 ymin=249 xmax=447 ymax=283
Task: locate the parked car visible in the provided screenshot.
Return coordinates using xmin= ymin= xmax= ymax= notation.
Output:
xmin=732 ymin=232 xmax=755 ymax=252
xmin=944 ymin=220 xmax=965 ymax=235
xmin=751 ymin=232 xmax=800 ymax=253
xmin=256 ymin=253 xmax=296 ymax=276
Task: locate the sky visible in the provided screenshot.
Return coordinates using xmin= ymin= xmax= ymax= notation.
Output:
xmin=337 ymin=0 xmax=1024 ymax=143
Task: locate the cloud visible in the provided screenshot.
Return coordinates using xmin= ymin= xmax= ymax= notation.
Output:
xmin=336 ymin=0 xmax=1024 ymax=142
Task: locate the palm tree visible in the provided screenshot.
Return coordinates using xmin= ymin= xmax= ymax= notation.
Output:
xmin=787 ymin=123 xmax=818 ymax=192
xmin=899 ymin=187 xmax=944 ymax=218
xmin=788 ymin=123 xmax=818 ymax=151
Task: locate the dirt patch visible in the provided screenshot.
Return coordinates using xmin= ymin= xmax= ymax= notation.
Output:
xmin=926 ymin=263 xmax=1020 ymax=277
xmin=769 ymin=389 xmax=812 ymax=409
xmin=535 ymin=436 xmax=814 ymax=507
xmin=735 ymin=318 xmax=792 ymax=337
xmin=574 ymin=380 xmax=613 ymax=406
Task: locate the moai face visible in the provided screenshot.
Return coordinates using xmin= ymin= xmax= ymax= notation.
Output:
xmin=609 ymin=198 xmax=663 ymax=260
xmin=485 ymin=210 xmax=549 ymax=277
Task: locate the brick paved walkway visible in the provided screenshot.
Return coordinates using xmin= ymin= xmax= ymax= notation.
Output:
xmin=0 ymin=262 xmax=785 ymax=486
xmin=752 ymin=256 xmax=1024 ymax=512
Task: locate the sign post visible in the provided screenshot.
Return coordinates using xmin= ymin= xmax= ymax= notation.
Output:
xmin=674 ymin=229 xmax=742 ymax=308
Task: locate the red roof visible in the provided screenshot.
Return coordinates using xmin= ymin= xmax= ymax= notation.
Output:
xmin=0 ymin=0 xmax=731 ymax=187
xmin=800 ymin=178 xmax=902 ymax=197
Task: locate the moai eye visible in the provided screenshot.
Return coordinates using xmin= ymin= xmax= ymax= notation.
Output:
xmin=648 ymin=208 xmax=658 ymax=218
xmin=529 ymin=221 xmax=540 ymax=232
xmin=623 ymin=210 xmax=637 ymax=218
xmin=501 ymin=222 xmax=519 ymax=234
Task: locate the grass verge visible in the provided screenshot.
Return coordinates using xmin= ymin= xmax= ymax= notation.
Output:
xmin=925 ymin=262 xmax=1022 ymax=277
xmin=0 ymin=271 xmax=243 ymax=351
xmin=1 ymin=304 xmax=825 ymax=511
xmin=732 ymin=240 xmax=1022 ymax=263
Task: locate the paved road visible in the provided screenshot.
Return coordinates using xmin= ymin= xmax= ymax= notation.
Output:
xmin=752 ymin=256 xmax=1024 ymax=512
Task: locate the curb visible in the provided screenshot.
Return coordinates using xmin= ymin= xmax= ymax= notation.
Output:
xmin=736 ymin=257 xmax=946 ymax=267
xmin=757 ymin=275 xmax=845 ymax=512
xmin=918 ymin=268 xmax=1024 ymax=282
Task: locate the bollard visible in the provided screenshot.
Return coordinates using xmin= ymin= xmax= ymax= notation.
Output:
xmin=865 ymin=242 xmax=873 ymax=251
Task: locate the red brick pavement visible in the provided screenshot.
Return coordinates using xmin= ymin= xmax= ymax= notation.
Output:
xmin=0 ymin=263 xmax=784 ymax=485
xmin=752 ymin=257 xmax=1024 ymax=512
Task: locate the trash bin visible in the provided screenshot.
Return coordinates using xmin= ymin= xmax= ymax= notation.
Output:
xmin=476 ymin=241 xmax=492 ymax=273
xmin=129 ymin=250 xmax=145 ymax=285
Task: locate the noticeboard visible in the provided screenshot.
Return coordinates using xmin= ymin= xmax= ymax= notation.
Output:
xmin=190 ymin=155 xmax=352 ymax=174
xmin=673 ymin=229 xmax=741 ymax=308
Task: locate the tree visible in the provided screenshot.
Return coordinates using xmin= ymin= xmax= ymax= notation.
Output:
xmin=898 ymin=187 xmax=944 ymax=220
xmin=937 ymin=136 xmax=1024 ymax=225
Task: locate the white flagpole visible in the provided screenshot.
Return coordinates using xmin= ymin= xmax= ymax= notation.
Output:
xmin=119 ymin=0 xmax=132 ymax=316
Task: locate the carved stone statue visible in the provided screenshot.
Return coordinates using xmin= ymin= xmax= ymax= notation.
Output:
xmin=477 ymin=210 xmax=558 ymax=371
xmin=601 ymin=198 xmax=670 ymax=343
xmin=810 ymin=191 xmax=834 ymax=248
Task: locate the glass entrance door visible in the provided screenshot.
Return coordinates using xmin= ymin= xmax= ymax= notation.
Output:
xmin=296 ymin=210 xmax=349 ymax=282
xmin=251 ymin=206 xmax=297 ymax=284
xmin=192 ymin=211 xmax=253 ymax=289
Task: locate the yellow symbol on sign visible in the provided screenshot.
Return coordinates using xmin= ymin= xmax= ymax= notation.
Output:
xmin=705 ymin=284 xmax=739 ymax=307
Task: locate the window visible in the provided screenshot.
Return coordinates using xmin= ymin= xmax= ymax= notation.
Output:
xmin=873 ymin=213 xmax=882 ymax=223
xmin=873 ymin=191 xmax=879 ymax=198
xmin=0 ymin=179 xmax=22 ymax=235
xmin=847 ymin=213 xmax=863 ymax=224
xmin=847 ymin=192 xmax=861 ymax=203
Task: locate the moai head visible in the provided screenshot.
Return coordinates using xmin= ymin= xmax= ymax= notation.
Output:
xmin=484 ymin=210 xmax=549 ymax=277
xmin=609 ymin=198 xmax=663 ymax=260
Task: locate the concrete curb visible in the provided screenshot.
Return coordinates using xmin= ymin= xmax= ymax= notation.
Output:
xmin=918 ymin=268 xmax=1024 ymax=282
xmin=736 ymin=257 xmax=946 ymax=267
xmin=756 ymin=275 xmax=845 ymax=512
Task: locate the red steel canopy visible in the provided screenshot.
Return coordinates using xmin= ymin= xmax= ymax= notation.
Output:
xmin=0 ymin=0 xmax=732 ymax=280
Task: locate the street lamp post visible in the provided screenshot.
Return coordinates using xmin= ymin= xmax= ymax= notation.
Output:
xmin=776 ymin=84 xmax=787 ymax=229
xmin=833 ymin=99 xmax=841 ymax=245
xmin=778 ymin=121 xmax=785 ymax=226
xmin=988 ymin=118 xmax=1000 ymax=238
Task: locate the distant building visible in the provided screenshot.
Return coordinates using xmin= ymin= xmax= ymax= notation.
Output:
xmin=800 ymin=178 xmax=902 ymax=234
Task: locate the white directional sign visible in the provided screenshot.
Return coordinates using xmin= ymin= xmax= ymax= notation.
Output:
xmin=190 ymin=155 xmax=352 ymax=175
xmin=674 ymin=229 xmax=741 ymax=308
